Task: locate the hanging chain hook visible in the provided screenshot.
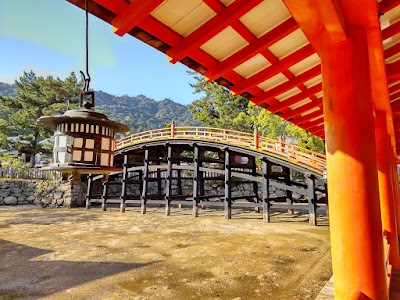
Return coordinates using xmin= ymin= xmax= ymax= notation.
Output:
xmin=81 ymin=0 xmax=91 ymax=92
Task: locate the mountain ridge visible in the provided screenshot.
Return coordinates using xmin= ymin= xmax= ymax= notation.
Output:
xmin=0 ymin=82 xmax=200 ymax=133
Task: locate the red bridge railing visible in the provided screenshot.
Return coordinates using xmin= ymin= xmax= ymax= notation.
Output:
xmin=116 ymin=126 xmax=326 ymax=175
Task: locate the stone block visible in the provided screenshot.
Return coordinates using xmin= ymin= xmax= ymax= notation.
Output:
xmin=3 ymin=196 xmax=18 ymax=205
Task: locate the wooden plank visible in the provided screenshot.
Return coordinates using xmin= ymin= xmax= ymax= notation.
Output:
xmin=166 ymin=0 xmax=263 ymax=63
xmin=204 ymin=18 xmax=298 ymax=81
xmin=231 ymin=44 xmax=315 ymax=95
xmin=111 ymin=0 xmax=165 ymax=36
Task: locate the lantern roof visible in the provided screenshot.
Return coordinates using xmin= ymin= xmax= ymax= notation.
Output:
xmin=38 ymin=109 xmax=130 ymax=133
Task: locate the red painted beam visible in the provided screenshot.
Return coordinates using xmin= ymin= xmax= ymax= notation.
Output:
xmin=251 ymin=65 xmax=321 ymax=105
xmin=280 ymin=98 xmax=323 ymax=120
xmin=389 ymin=82 xmax=400 ymax=95
xmin=111 ymin=0 xmax=164 ymax=36
xmin=166 ymin=0 xmax=263 ymax=64
xmin=379 ymin=0 xmax=400 ymax=14
xmin=302 ymin=116 xmax=324 ymax=130
xmin=204 ymin=18 xmax=298 ymax=81
xmin=308 ymin=124 xmax=324 ymax=135
xmin=232 ymin=44 xmax=315 ymax=95
xmin=386 ymin=60 xmax=400 ymax=81
xmin=391 ymin=91 xmax=400 ymax=102
xmin=292 ymin=109 xmax=323 ymax=125
xmin=384 ymin=42 xmax=400 ymax=59
xmin=93 ymin=0 xmax=125 ymax=14
xmin=382 ymin=20 xmax=400 ymax=41
xmin=267 ymin=83 xmax=322 ymax=114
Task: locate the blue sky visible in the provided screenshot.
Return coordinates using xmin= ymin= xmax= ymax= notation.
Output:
xmin=0 ymin=0 xmax=200 ymax=105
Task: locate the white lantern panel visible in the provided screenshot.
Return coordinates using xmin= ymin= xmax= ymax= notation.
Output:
xmin=80 ymin=124 xmax=85 ymax=132
xmin=86 ymin=139 xmax=95 ymax=149
xmin=90 ymin=125 xmax=94 ymax=133
xmin=57 ymin=152 xmax=66 ymax=163
xmin=72 ymin=150 xmax=82 ymax=161
xmin=84 ymin=151 xmax=93 ymax=162
xmin=58 ymin=136 xmax=67 ymax=148
xmin=101 ymin=153 xmax=109 ymax=166
xmin=102 ymin=138 xmax=110 ymax=150
xmin=95 ymin=125 xmax=99 ymax=134
xmin=73 ymin=138 xmax=83 ymax=148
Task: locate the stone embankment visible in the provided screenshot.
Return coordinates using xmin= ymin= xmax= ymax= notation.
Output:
xmin=0 ymin=180 xmax=87 ymax=207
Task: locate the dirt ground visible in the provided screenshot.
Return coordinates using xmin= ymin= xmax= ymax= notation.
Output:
xmin=0 ymin=205 xmax=332 ymax=300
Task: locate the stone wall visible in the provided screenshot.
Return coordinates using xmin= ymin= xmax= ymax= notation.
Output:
xmin=0 ymin=179 xmax=87 ymax=207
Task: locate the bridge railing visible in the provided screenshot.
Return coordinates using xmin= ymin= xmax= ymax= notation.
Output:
xmin=116 ymin=126 xmax=326 ymax=174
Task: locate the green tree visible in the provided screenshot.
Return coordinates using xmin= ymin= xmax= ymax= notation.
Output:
xmin=0 ymin=71 xmax=80 ymax=165
xmin=188 ymin=72 xmax=325 ymax=153
xmin=188 ymin=72 xmax=248 ymax=129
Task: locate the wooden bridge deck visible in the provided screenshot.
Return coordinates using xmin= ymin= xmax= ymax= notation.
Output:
xmin=116 ymin=126 xmax=326 ymax=176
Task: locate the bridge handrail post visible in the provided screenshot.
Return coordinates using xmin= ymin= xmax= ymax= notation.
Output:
xmin=253 ymin=126 xmax=259 ymax=150
xmin=171 ymin=121 xmax=175 ymax=138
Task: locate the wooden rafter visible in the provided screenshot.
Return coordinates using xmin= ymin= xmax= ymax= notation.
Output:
xmin=268 ymin=83 xmax=322 ymax=114
xmin=379 ymin=0 xmax=400 ymax=14
xmin=292 ymin=109 xmax=323 ymax=125
xmin=251 ymin=65 xmax=321 ymax=105
xmin=281 ymin=98 xmax=323 ymax=120
xmin=111 ymin=0 xmax=165 ymax=36
xmin=166 ymin=0 xmax=263 ymax=64
xmin=232 ymin=44 xmax=315 ymax=95
xmin=302 ymin=117 xmax=324 ymax=130
xmin=204 ymin=18 xmax=298 ymax=82
xmin=382 ymin=20 xmax=400 ymax=40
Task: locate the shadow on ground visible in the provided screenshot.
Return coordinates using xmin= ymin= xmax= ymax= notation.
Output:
xmin=0 ymin=239 xmax=154 ymax=299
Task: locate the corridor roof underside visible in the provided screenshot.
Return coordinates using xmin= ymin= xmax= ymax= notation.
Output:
xmin=68 ymin=0 xmax=400 ymax=149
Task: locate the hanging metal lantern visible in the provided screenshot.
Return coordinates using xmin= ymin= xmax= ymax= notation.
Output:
xmin=38 ymin=91 xmax=129 ymax=181
xmin=37 ymin=0 xmax=128 ymax=181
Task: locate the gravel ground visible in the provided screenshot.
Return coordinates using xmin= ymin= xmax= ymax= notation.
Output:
xmin=0 ymin=205 xmax=332 ymax=300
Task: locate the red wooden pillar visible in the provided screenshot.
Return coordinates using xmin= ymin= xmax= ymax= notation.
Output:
xmin=376 ymin=111 xmax=400 ymax=270
xmin=321 ymin=26 xmax=388 ymax=298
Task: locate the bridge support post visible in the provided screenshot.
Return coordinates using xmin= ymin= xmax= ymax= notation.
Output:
xmin=375 ymin=110 xmax=400 ymax=269
xmin=120 ymin=154 xmax=128 ymax=213
xmin=224 ymin=149 xmax=232 ymax=219
xmin=165 ymin=145 xmax=172 ymax=216
xmin=141 ymin=148 xmax=149 ymax=214
xmin=252 ymin=158 xmax=260 ymax=213
xmin=193 ymin=144 xmax=200 ymax=217
xmin=321 ymin=25 xmax=388 ymax=298
xmin=157 ymin=167 xmax=162 ymax=197
xmin=177 ymin=161 xmax=182 ymax=196
xmin=306 ymin=175 xmax=317 ymax=226
xmin=85 ymin=174 xmax=93 ymax=209
xmin=285 ymin=169 xmax=293 ymax=215
xmin=262 ymin=159 xmax=270 ymax=223
xmin=101 ymin=174 xmax=109 ymax=212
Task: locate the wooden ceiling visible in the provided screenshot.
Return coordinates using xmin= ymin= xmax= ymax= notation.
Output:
xmin=67 ymin=0 xmax=400 ymax=145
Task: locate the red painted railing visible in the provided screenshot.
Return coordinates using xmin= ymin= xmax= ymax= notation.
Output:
xmin=116 ymin=126 xmax=326 ymax=174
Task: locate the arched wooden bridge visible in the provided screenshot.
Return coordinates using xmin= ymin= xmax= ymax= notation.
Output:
xmin=86 ymin=126 xmax=327 ymax=226
xmin=116 ymin=126 xmax=326 ymax=175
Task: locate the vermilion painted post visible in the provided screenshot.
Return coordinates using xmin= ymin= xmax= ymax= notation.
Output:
xmin=375 ymin=110 xmax=400 ymax=270
xmin=321 ymin=26 xmax=388 ymax=298
xmin=171 ymin=121 xmax=175 ymax=138
xmin=253 ymin=126 xmax=259 ymax=150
